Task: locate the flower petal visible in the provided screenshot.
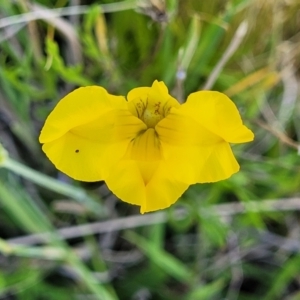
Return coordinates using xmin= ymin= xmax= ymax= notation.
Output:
xmin=181 ymin=91 xmax=254 ymax=143
xmin=158 ymin=143 xmax=210 ymax=184
xmin=156 ymin=108 xmax=222 ymax=146
xmin=105 ymin=160 xmax=146 ymax=207
xmin=105 ymin=159 xmax=189 ymax=213
xmin=159 ymin=139 xmax=240 ymax=185
xmin=71 ymin=110 xmax=146 ymax=142
xmin=42 ymin=131 xmax=128 ymax=181
xmin=151 ymin=80 xmax=171 ymax=97
xmin=124 ymin=128 xmax=162 ymax=161
xmin=40 ymin=91 xmax=146 ymax=181
xmin=39 ymin=86 xmax=127 ymax=143
xmin=156 ymin=106 xmax=239 ymax=184
xmin=127 ymin=87 xmax=150 ymax=103
xmin=127 ymin=80 xmax=171 ymax=102
xmin=150 ymin=80 xmax=180 ymax=109
xmin=197 ymin=142 xmax=240 ymax=182
xmin=143 ymin=161 xmax=189 ymax=213
xmin=127 ymin=80 xmax=180 ymax=119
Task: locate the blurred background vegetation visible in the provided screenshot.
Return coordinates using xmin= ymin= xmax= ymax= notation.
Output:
xmin=1 ymin=0 xmax=300 ymax=299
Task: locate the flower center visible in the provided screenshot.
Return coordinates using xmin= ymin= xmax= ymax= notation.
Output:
xmin=140 ymin=99 xmax=164 ymax=128
xmin=130 ymin=97 xmax=173 ymax=128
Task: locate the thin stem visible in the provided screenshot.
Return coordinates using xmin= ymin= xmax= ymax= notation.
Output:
xmin=2 ymin=157 xmax=105 ymax=215
xmin=66 ymin=252 xmax=118 ymax=300
xmin=202 ymin=21 xmax=248 ymax=90
xmin=8 ymin=197 xmax=300 ymax=245
xmin=0 ymin=0 xmax=137 ymax=29
xmin=0 ymin=239 xmax=117 ymax=299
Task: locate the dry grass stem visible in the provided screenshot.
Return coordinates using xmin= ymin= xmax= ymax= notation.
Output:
xmin=256 ymin=119 xmax=299 ymax=151
xmin=0 ymin=1 xmax=137 ymax=29
xmin=8 ymin=197 xmax=300 ymax=245
xmin=202 ymin=21 xmax=248 ymax=90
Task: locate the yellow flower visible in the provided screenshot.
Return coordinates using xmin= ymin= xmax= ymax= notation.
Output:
xmin=39 ymin=81 xmax=254 ymax=213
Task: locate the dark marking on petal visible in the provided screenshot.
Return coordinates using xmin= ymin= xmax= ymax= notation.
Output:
xmin=75 ymin=149 xmax=79 ymax=153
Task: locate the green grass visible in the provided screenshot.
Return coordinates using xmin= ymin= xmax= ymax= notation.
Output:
xmin=1 ymin=0 xmax=300 ymax=299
